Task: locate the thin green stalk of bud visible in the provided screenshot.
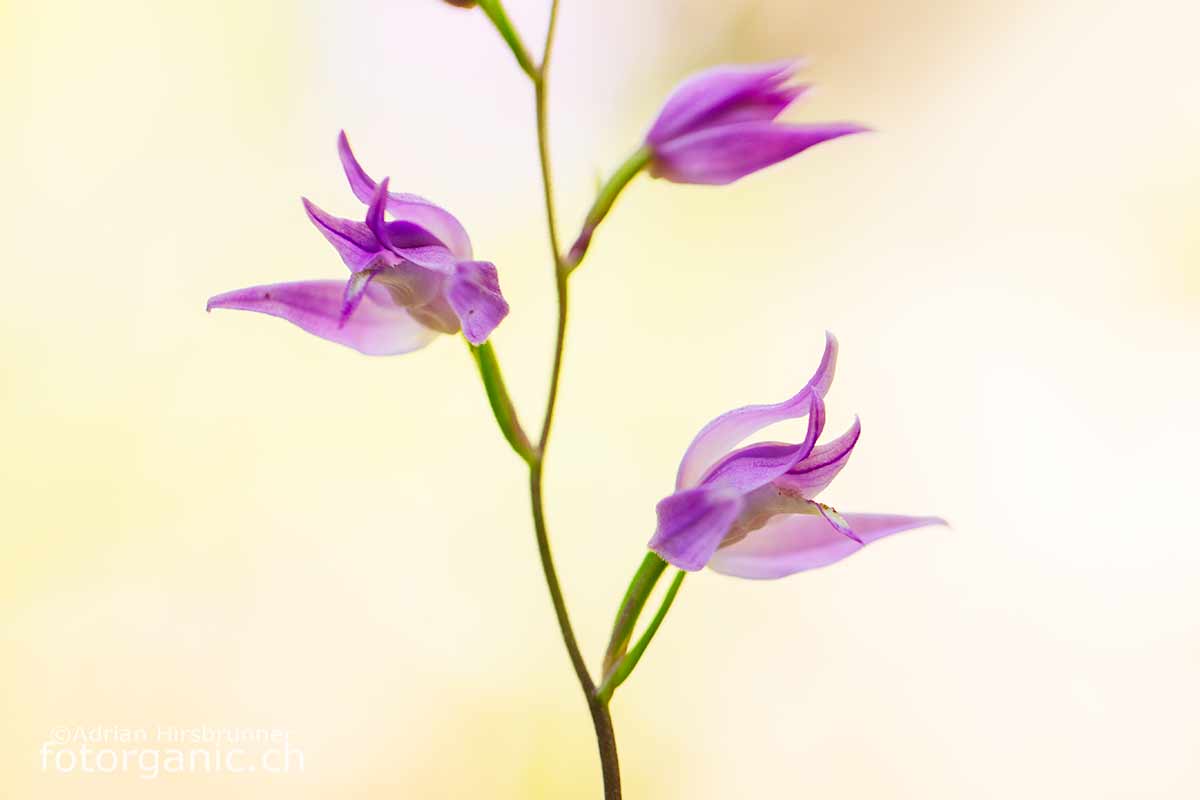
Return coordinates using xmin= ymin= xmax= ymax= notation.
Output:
xmin=565 ymin=146 xmax=652 ymax=273
xmin=470 ymin=340 xmax=536 ymax=464
xmin=601 ymin=551 xmax=668 ymax=676
xmin=476 ymin=0 xmax=538 ymax=80
xmin=598 ymin=568 xmax=687 ymax=704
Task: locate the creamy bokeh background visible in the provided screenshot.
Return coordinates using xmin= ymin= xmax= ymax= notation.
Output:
xmin=3 ymin=0 xmax=1198 ymax=796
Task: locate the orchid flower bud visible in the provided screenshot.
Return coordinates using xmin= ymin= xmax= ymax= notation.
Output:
xmin=644 ymin=61 xmax=868 ymax=186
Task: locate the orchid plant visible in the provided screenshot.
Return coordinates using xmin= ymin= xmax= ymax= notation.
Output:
xmin=208 ymin=2 xmax=944 ymax=796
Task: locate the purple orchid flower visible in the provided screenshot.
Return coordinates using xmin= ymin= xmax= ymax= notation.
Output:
xmin=648 ymin=333 xmax=944 ymax=579
xmin=207 ymin=132 xmax=509 ymax=355
xmin=643 ymin=60 xmax=868 ymax=186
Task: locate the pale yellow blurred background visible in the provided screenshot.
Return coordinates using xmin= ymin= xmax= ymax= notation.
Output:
xmin=3 ymin=0 xmax=1198 ymax=796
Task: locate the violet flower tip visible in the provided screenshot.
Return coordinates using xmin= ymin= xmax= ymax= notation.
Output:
xmin=205 ymin=292 xmax=231 ymax=313
xmin=648 ymin=544 xmax=700 ymax=573
xmin=773 ymin=57 xmax=805 ymax=77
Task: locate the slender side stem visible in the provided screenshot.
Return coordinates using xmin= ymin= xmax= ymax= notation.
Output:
xmin=476 ymin=0 xmax=537 ymax=79
xmin=527 ymin=1 xmax=622 ymax=798
xmin=564 ymin=146 xmax=651 ymax=272
xmin=597 ymin=569 xmax=686 ymax=704
xmin=533 ymin=0 xmax=567 ymax=455
xmin=601 ymin=551 xmax=667 ymax=675
xmin=469 ymin=340 xmax=535 ymax=464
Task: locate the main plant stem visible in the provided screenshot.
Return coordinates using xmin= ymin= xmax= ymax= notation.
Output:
xmin=528 ymin=460 xmax=620 ymax=797
xmin=528 ymin=1 xmax=622 ymax=797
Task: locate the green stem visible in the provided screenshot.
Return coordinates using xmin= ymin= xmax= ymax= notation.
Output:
xmin=601 ymin=552 xmax=667 ymax=675
xmin=527 ymin=1 xmax=622 ymax=798
xmin=476 ymin=0 xmax=537 ymax=79
xmin=533 ymin=2 xmax=567 ymax=454
xmin=597 ymin=569 xmax=686 ymax=704
xmin=469 ymin=340 xmax=535 ymax=464
xmin=528 ymin=458 xmax=621 ymax=798
xmin=564 ymin=146 xmax=651 ymax=273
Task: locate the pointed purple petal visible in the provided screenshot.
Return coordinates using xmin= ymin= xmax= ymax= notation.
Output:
xmin=648 ymin=486 xmax=745 ymax=572
xmin=646 ymin=60 xmax=798 ymax=145
xmin=699 ymin=84 xmax=810 ymax=129
xmin=708 ymin=512 xmax=946 ymax=580
xmin=383 ymin=221 xmax=457 ymax=273
xmin=207 ymin=280 xmax=438 ymax=356
xmin=382 ymin=220 xmax=444 ymax=249
xmin=676 ymin=332 xmax=838 ymax=490
xmin=338 ymin=130 xmax=381 ymax=206
xmin=393 ymin=245 xmax=457 ymax=273
xmin=651 ymin=121 xmax=869 ymax=186
xmin=698 ymin=395 xmax=825 ymax=493
xmin=445 ymin=261 xmax=509 ymax=345
xmin=337 ymin=130 xmax=474 ymax=259
xmin=774 ymin=417 xmax=862 ymax=499
xmin=302 ymin=198 xmax=380 ymax=271
xmin=366 ymin=176 xmax=391 ymax=244
xmin=383 ymin=196 xmax=474 ymax=261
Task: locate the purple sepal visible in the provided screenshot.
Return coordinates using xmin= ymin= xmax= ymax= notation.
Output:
xmin=446 ymin=261 xmax=509 ymax=345
xmin=775 ymin=417 xmax=861 ymax=499
xmin=647 ymin=61 xmax=799 ymax=145
xmin=337 ymin=130 xmax=474 ymax=259
xmin=697 ymin=395 xmax=825 ymax=493
xmin=207 ymin=280 xmax=438 ymax=356
xmin=302 ymin=198 xmax=379 ymax=271
xmin=651 ymin=121 xmax=869 ymax=186
xmin=676 ymin=332 xmax=837 ymax=489
xmin=649 ymin=486 xmax=745 ymax=572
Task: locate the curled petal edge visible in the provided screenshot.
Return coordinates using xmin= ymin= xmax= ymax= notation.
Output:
xmin=676 ymin=331 xmax=838 ymax=490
